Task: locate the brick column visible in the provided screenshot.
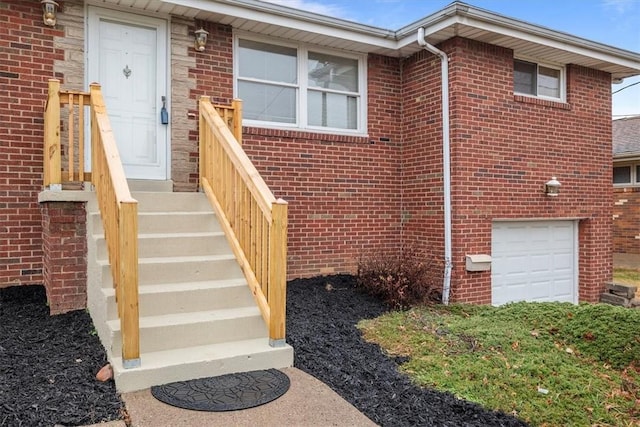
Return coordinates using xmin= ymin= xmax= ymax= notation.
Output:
xmin=41 ymin=201 xmax=87 ymax=314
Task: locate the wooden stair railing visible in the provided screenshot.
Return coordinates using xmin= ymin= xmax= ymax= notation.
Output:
xmin=44 ymin=79 xmax=140 ymax=368
xmin=199 ymin=96 xmax=288 ymax=347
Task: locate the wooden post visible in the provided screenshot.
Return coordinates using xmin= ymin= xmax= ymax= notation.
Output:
xmin=119 ymin=200 xmax=140 ymax=368
xmin=68 ymin=93 xmax=74 ymax=182
xmin=90 ymin=83 xmax=101 ymax=186
xmin=78 ymin=93 xmax=85 ymax=182
xmin=232 ymin=99 xmax=242 ymax=146
xmin=44 ymin=79 xmax=61 ymax=189
xmin=268 ymin=199 xmax=288 ymax=346
xmin=199 ymin=96 xmax=210 ymax=191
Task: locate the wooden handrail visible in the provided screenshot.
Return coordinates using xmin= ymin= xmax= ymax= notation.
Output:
xmin=44 ymin=79 xmax=140 ymax=367
xmin=199 ymin=96 xmax=288 ymax=346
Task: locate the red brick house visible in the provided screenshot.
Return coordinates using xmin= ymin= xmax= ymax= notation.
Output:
xmin=2 ymin=0 xmax=639 ymax=390
xmin=613 ymin=116 xmax=640 ymax=258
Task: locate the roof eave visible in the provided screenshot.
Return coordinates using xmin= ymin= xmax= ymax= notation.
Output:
xmin=159 ymin=0 xmax=640 ymax=78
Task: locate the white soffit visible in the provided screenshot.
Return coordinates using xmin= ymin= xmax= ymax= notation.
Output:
xmin=106 ymin=0 xmax=639 ymax=79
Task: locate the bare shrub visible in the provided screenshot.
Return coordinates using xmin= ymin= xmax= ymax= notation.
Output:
xmin=356 ymin=246 xmax=442 ymax=309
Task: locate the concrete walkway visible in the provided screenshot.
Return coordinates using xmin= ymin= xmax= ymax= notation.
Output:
xmin=85 ymin=368 xmax=376 ymax=427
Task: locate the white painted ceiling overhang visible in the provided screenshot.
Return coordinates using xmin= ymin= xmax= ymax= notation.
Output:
xmin=96 ymin=0 xmax=640 ymax=80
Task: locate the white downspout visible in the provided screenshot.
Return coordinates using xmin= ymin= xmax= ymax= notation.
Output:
xmin=417 ymin=28 xmax=452 ymax=305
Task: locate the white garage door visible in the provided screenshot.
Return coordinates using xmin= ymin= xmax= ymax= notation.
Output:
xmin=491 ymin=221 xmax=577 ymax=305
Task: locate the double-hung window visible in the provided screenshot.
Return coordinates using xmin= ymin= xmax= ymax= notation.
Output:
xmin=514 ymin=59 xmax=564 ymax=101
xmin=236 ymin=36 xmax=365 ymax=133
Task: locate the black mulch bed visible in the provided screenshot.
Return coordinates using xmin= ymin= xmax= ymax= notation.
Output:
xmin=0 ymin=285 xmax=124 ymax=427
xmin=287 ymin=275 xmax=528 ymax=427
xmin=1 ymin=276 xmax=528 ymax=426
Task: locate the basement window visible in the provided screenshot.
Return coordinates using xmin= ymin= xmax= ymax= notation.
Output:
xmin=235 ymin=35 xmax=367 ymax=134
xmin=514 ymin=59 xmax=564 ymax=101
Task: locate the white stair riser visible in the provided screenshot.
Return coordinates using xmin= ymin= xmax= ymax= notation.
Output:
xmin=103 ymin=283 xmax=256 ymax=320
xmin=110 ymin=314 xmax=266 ymax=355
xmin=100 ymin=257 xmax=244 ymax=287
xmin=95 ymin=233 xmax=230 ymax=260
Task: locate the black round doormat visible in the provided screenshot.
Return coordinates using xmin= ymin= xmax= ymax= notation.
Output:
xmin=150 ymin=369 xmax=290 ymax=412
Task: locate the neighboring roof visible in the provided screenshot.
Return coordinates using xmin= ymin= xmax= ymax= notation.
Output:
xmin=613 ymin=117 xmax=640 ymax=159
xmin=105 ymin=0 xmax=640 ymax=80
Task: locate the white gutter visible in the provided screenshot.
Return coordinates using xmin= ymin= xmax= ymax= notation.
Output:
xmin=417 ymin=27 xmax=452 ymax=305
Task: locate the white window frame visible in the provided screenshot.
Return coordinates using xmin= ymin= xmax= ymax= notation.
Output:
xmin=514 ymin=57 xmax=565 ymax=102
xmin=234 ymin=32 xmax=368 ymax=135
xmin=613 ymin=161 xmax=640 ymax=187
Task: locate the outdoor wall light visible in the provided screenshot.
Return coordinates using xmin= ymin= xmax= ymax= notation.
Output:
xmin=194 ymin=28 xmax=209 ymax=52
xmin=41 ymin=0 xmax=59 ymax=27
xmin=544 ymin=177 xmax=561 ymax=196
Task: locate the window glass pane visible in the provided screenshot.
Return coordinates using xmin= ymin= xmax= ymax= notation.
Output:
xmin=238 ymin=80 xmax=296 ymax=123
xmin=308 ymin=52 xmax=358 ymax=92
xmin=514 ymin=60 xmax=536 ymax=95
xmin=239 ymin=39 xmax=297 ymax=84
xmin=613 ymin=166 xmax=631 ymax=184
xmin=308 ymin=90 xmax=357 ymax=129
xmin=636 ymin=165 xmax=640 ymax=183
xmin=538 ymin=66 xmax=560 ymax=98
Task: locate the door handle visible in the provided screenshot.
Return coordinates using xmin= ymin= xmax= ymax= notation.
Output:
xmin=160 ymin=96 xmax=169 ymax=124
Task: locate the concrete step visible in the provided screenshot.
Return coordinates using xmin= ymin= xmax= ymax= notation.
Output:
xmin=98 ymin=255 xmax=244 ymax=287
xmin=110 ymin=338 xmax=294 ymax=392
xmin=95 ymin=231 xmax=230 ymax=260
xmin=131 ymin=191 xmax=213 ymax=212
xmin=102 ymin=279 xmax=256 ymax=320
xmin=89 ymin=211 xmax=222 ymax=235
xmin=86 ymin=190 xmax=293 ymax=393
xmin=127 ymin=180 xmax=173 ymax=192
xmin=107 ymin=306 xmax=266 ymax=355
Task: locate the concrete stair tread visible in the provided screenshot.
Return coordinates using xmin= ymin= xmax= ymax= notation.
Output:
xmin=111 ymin=338 xmax=287 ymax=369
xmin=138 ymin=231 xmax=224 ymax=238
xmin=107 ymin=306 xmax=262 ymax=331
xmin=102 ymin=278 xmax=249 ymax=296
xmin=97 ymin=254 xmax=236 ymax=266
xmin=109 ymin=339 xmax=294 ymax=391
xmin=95 ymin=231 xmax=224 ymax=239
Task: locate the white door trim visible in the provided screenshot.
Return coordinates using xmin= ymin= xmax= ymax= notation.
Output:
xmin=86 ymin=6 xmax=170 ymax=180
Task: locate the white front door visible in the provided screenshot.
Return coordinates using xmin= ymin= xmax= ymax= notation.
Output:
xmin=491 ymin=220 xmax=578 ymax=305
xmin=88 ymin=7 xmax=168 ymax=180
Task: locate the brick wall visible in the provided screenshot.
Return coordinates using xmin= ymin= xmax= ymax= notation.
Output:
xmin=241 ymin=54 xmax=404 ymax=278
xmin=1 ymin=3 xmax=616 ymax=306
xmin=0 ymin=1 xmax=63 ymax=289
xmin=41 ymin=201 xmax=87 ymax=314
xmin=184 ymin=32 xmax=405 ymax=277
xmin=613 ymin=187 xmax=640 ymax=254
xmin=185 ymin=22 xmax=234 ymax=191
xmin=404 ymin=38 xmax=612 ymax=303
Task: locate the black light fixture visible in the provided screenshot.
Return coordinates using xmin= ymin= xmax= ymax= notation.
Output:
xmin=544 ymin=177 xmax=561 ymax=196
xmin=194 ymin=28 xmax=209 ymax=52
xmin=41 ymin=0 xmax=59 ymax=27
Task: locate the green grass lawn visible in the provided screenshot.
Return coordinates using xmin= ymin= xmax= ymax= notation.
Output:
xmin=359 ymin=302 xmax=640 ymax=426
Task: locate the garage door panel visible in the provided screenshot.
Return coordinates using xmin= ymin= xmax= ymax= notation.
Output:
xmin=492 ymin=221 xmax=577 ymax=305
